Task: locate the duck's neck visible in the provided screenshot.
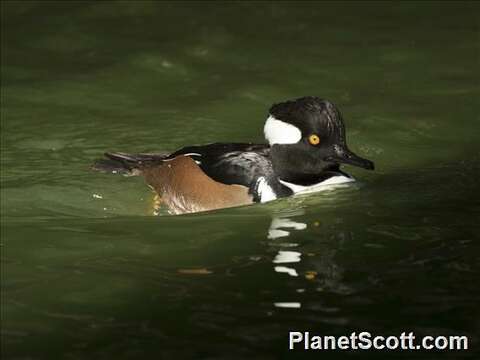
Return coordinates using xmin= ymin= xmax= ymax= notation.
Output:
xmin=269 ymin=144 xmax=345 ymax=185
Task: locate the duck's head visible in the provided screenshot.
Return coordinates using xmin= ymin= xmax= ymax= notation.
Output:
xmin=264 ymin=96 xmax=374 ymax=184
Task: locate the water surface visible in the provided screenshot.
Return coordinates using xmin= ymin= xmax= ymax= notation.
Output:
xmin=1 ymin=1 xmax=479 ymax=359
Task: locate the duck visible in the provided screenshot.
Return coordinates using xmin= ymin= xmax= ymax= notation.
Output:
xmin=92 ymin=96 xmax=374 ymax=214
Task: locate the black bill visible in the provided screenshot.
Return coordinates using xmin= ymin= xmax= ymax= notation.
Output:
xmin=326 ymin=145 xmax=375 ymax=170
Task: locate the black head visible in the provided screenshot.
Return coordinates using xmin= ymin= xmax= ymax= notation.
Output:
xmin=264 ymin=96 xmax=374 ymax=184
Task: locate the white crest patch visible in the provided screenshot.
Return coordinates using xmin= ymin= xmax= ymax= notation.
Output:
xmin=279 ymin=175 xmax=355 ymax=194
xmin=263 ymin=115 xmax=302 ymax=145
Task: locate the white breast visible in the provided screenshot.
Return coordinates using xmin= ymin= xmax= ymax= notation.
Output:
xmin=279 ymin=175 xmax=355 ymax=195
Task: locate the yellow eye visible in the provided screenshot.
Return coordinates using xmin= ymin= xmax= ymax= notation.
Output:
xmin=308 ymin=134 xmax=320 ymax=145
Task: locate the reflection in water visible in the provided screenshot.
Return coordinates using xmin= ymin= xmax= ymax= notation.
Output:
xmin=268 ymin=204 xmax=352 ymax=309
xmin=268 ymin=216 xmax=307 ymax=240
xmin=268 ymin=208 xmax=306 ymax=309
xmin=268 ymin=208 xmax=306 ymax=281
xmin=273 ymin=302 xmax=301 ymax=309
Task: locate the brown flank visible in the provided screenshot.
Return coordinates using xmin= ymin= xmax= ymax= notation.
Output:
xmin=143 ymin=156 xmax=253 ymax=214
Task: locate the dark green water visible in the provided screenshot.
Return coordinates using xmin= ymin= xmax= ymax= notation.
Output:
xmin=1 ymin=1 xmax=479 ymax=359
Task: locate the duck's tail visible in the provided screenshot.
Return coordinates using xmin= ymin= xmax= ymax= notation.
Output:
xmin=92 ymin=152 xmax=168 ymax=176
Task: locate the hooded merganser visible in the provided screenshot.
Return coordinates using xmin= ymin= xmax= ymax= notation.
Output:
xmin=93 ymin=97 xmax=374 ymax=214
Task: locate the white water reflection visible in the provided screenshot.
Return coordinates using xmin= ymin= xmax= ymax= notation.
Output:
xmin=273 ymin=302 xmax=301 ymax=309
xmin=267 ymin=205 xmax=352 ymax=309
xmin=273 ymin=266 xmax=298 ymax=277
xmin=273 ymin=251 xmax=301 ymax=264
xmin=268 ymin=217 xmax=307 ymax=240
xmin=268 ymin=208 xmax=307 ymax=284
